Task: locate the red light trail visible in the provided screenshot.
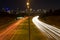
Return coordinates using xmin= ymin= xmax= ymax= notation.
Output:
xmin=0 ymin=17 xmax=28 ymax=40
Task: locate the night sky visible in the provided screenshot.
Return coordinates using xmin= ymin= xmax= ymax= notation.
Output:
xmin=0 ymin=0 xmax=60 ymax=9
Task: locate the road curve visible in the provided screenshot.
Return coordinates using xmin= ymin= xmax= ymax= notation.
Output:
xmin=32 ymin=16 xmax=60 ymax=40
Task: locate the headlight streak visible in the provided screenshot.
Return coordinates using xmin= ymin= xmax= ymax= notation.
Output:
xmin=33 ymin=19 xmax=54 ymax=40
xmin=32 ymin=16 xmax=57 ymax=40
xmin=32 ymin=16 xmax=60 ymax=40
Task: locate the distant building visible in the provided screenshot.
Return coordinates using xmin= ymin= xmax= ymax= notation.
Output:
xmin=7 ymin=10 xmax=11 ymax=14
xmin=1 ymin=8 xmax=6 ymax=12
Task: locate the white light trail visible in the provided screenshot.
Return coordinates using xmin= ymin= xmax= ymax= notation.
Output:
xmin=32 ymin=16 xmax=60 ymax=40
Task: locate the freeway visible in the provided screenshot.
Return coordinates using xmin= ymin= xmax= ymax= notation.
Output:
xmin=0 ymin=17 xmax=28 ymax=40
xmin=32 ymin=16 xmax=60 ymax=40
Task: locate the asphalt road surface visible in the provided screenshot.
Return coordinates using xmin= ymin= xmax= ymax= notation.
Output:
xmin=1 ymin=16 xmax=60 ymax=40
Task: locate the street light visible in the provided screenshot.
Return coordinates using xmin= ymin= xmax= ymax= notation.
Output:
xmin=26 ymin=0 xmax=30 ymax=40
xmin=27 ymin=2 xmax=29 ymax=6
xmin=26 ymin=0 xmax=30 ymax=10
xmin=27 ymin=2 xmax=29 ymax=9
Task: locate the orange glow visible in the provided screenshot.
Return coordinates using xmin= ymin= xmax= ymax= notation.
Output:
xmin=0 ymin=17 xmax=28 ymax=40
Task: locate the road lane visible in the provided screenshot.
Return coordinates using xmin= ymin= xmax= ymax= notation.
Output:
xmin=32 ymin=16 xmax=60 ymax=40
xmin=0 ymin=17 xmax=28 ymax=40
xmin=10 ymin=17 xmax=29 ymax=40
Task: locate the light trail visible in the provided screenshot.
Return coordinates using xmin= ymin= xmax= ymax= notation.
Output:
xmin=0 ymin=17 xmax=28 ymax=40
xmin=32 ymin=16 xmax=60 ymax=40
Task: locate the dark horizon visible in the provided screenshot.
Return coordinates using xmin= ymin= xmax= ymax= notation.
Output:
xmin=0 ymin=0 xmax=60 ymax=10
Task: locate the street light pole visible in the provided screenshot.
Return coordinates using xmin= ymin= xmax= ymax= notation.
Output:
xmin=26 ymin=0 xmax=30 ymax=13
xmin=26 ymin=0 xmax=30 ymax=40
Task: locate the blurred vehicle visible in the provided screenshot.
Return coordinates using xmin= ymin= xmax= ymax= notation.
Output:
xmin=16 ymin=17 xmax=23 ymax=20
